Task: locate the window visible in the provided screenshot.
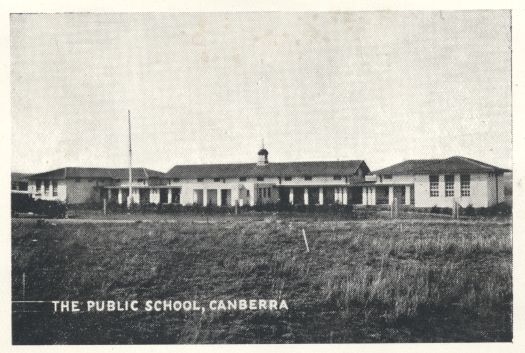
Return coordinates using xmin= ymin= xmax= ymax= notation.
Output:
xmin=172 ymin=178 xmax=180 ymax=182
xmin=247 ymin=190 xmax=250 ymax=197
xmin=52 ymin=180 xmax=58 ymax=196
xmin=445 ymin=175 xmax=454 ymax=197
xmin=213 ymin=178 xmax=221 ymax=182
xmin=197 ymin=178 xmax=204 ymax=182
xmin=284 ymin=176 xmax=292 ymax=181
xmin=429 ymin=175 xmax=439 ymax=197
xmin=304 ymin=176 xmax=312 ymax=181
xmin=461 ymin=174 xmax=470 ymax=196
xmin=44 ymin=180 xmax=50 ymax=195
xmin=384 ymin=175 xmax=393 ymax=180
xmin=36 ymin=180 xmax=42 ymax=194
xmin=257 ymin=177 xmax=264 ymax=181
xmin=333 ymin=175 xmax=342 ymax=180
xmin=239 ymin=177 xmax=247 ymax=181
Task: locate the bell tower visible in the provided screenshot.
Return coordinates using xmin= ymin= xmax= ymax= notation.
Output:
xmin=257 ymin=140 xmax=269 ymax=166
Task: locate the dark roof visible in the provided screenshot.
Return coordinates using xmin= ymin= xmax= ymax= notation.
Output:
xmin=257 ymin=148 xmax=269 ymax=156
xmin=374 ymin=156 xmax=511 ymax=175
xmin=28 ymin=167 xmax=164 ymax=180
xmin=11 ymin=172 xmax=30 ymax=182
xmin=165 ymin=160 xmax=369 ymax=179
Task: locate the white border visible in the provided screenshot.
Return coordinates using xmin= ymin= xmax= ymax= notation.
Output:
xmin=0 ymin=1 xmax=523 ymax=352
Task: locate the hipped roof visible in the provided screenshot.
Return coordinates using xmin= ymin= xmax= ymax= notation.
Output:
xmin=28 ymin=167 xmax=164 ymax=180
xmin=374 ymin=156 xmax=511 ymax=175
xmin=165 ymin=160 xmax=369 ymax=179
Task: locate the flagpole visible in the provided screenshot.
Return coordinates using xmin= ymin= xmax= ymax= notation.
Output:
xmin=128 ymin=109 xmax=133 ymax=207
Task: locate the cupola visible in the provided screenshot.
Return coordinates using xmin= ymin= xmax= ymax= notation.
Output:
xmin=257 ymin=142 xmax=269 ymax=165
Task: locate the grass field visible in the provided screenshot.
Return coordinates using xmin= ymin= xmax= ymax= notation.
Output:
xmin=11 ymin=216 xmax=512 ymax=344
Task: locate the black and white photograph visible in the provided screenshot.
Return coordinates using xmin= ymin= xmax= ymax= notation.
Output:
xmin=6 ymin=5 xmax=518 ymax=346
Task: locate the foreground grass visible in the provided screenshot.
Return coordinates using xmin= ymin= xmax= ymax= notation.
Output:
xmin=12 ymin=218 xmax=512 ymax=343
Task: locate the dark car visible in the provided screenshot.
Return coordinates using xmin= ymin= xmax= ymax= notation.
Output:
xmin=11 ymin=193 xmax=67 ymax=218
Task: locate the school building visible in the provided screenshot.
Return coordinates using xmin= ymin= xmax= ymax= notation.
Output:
xmin=24 ymin=149 xmax=510 ymax=208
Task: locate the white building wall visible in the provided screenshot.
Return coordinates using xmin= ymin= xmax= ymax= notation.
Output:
xmin=498 ymin=173 xmax=506 ymax=204
xmin=279 ymin=176 xmax=357 ymax=187
xmin=112 ymin=179 xmax=153 ymax=187
xmin=167 ymin=174 xmax=367 ymax=207
xmin=414 ymin=173 xmax=489 ymax=208
xmin=361 ymin=187 xmax=376 ymax=206
xmin=181 ymin=185 xmax=196 ymax=206
xmin=56 ymin=181 xmax=67 ymax=201
xmin=487 ymin=174 xmax=497 ymax=207
xmin=486 ymin=173 xmax=506 ymax=206
xmin=123 ymin=174 xmax=378 ymax=207
xmin=29 ymin=180 xmax=68 ymax=202
xmin=374 ymin=175 xmax=416 ymax=185
xmin=131 ymin=188 xmax=140 ymax=204
xmin=168 ymin=175 xmax=364 ymax=188
xmin=149 ymin=189 xmax=160 ymax=204
xmin=173 ymin=180 xmax=257 ymax=206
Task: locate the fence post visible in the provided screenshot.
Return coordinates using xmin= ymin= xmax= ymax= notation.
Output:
xmin=395 ymin=197 xmax=399 ymax=218
xmin=452 ymin=201 xmax=460 ymax=219
xmin=302 ymin=229 xmax=310 ymax=253
xmin=391 ymin=197 xmax=399 ymax=219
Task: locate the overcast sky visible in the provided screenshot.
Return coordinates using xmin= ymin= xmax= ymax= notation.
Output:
xmin=11 ymin=11 xmax=512 ymax=173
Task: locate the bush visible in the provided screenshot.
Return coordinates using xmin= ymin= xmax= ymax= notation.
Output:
xmin=463 ymin=204 xmax=475 ymax=216
xmin=36 ymin=199 xmax=357 ymax=217
xmin=491 ymin=203 xmax=512 ymax=216
xmin=67 ymin=201 xmax=103 ymax=210
xmin=430 ymin=206 xmax=452 ymax=215
xmin=461 ymin=203 xmax=512 ymax=217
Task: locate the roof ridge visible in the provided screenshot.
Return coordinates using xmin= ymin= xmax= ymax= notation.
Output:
xmin=143 ymin=167 xmax=149 ymax=179
xmin=170 ymin=160 xmax=363 ymax=167
xmin=416 ymin=159 xmax=448 ymax=170
xmin=374 ymin=158 xmax=442 ymax=174
xmin=451 ymin=156 xmax=495 ymax=170
xmin=64 ymin=167 xmax=68 ymax=179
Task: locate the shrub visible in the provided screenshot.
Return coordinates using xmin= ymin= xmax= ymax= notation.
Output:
xmin=462 ymin=204 xmax=475 ymax=216
xmin=461 ymin=203 xmax=512 ymax=217
xmin=492 ymin=203 xmax=512 ymax=216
